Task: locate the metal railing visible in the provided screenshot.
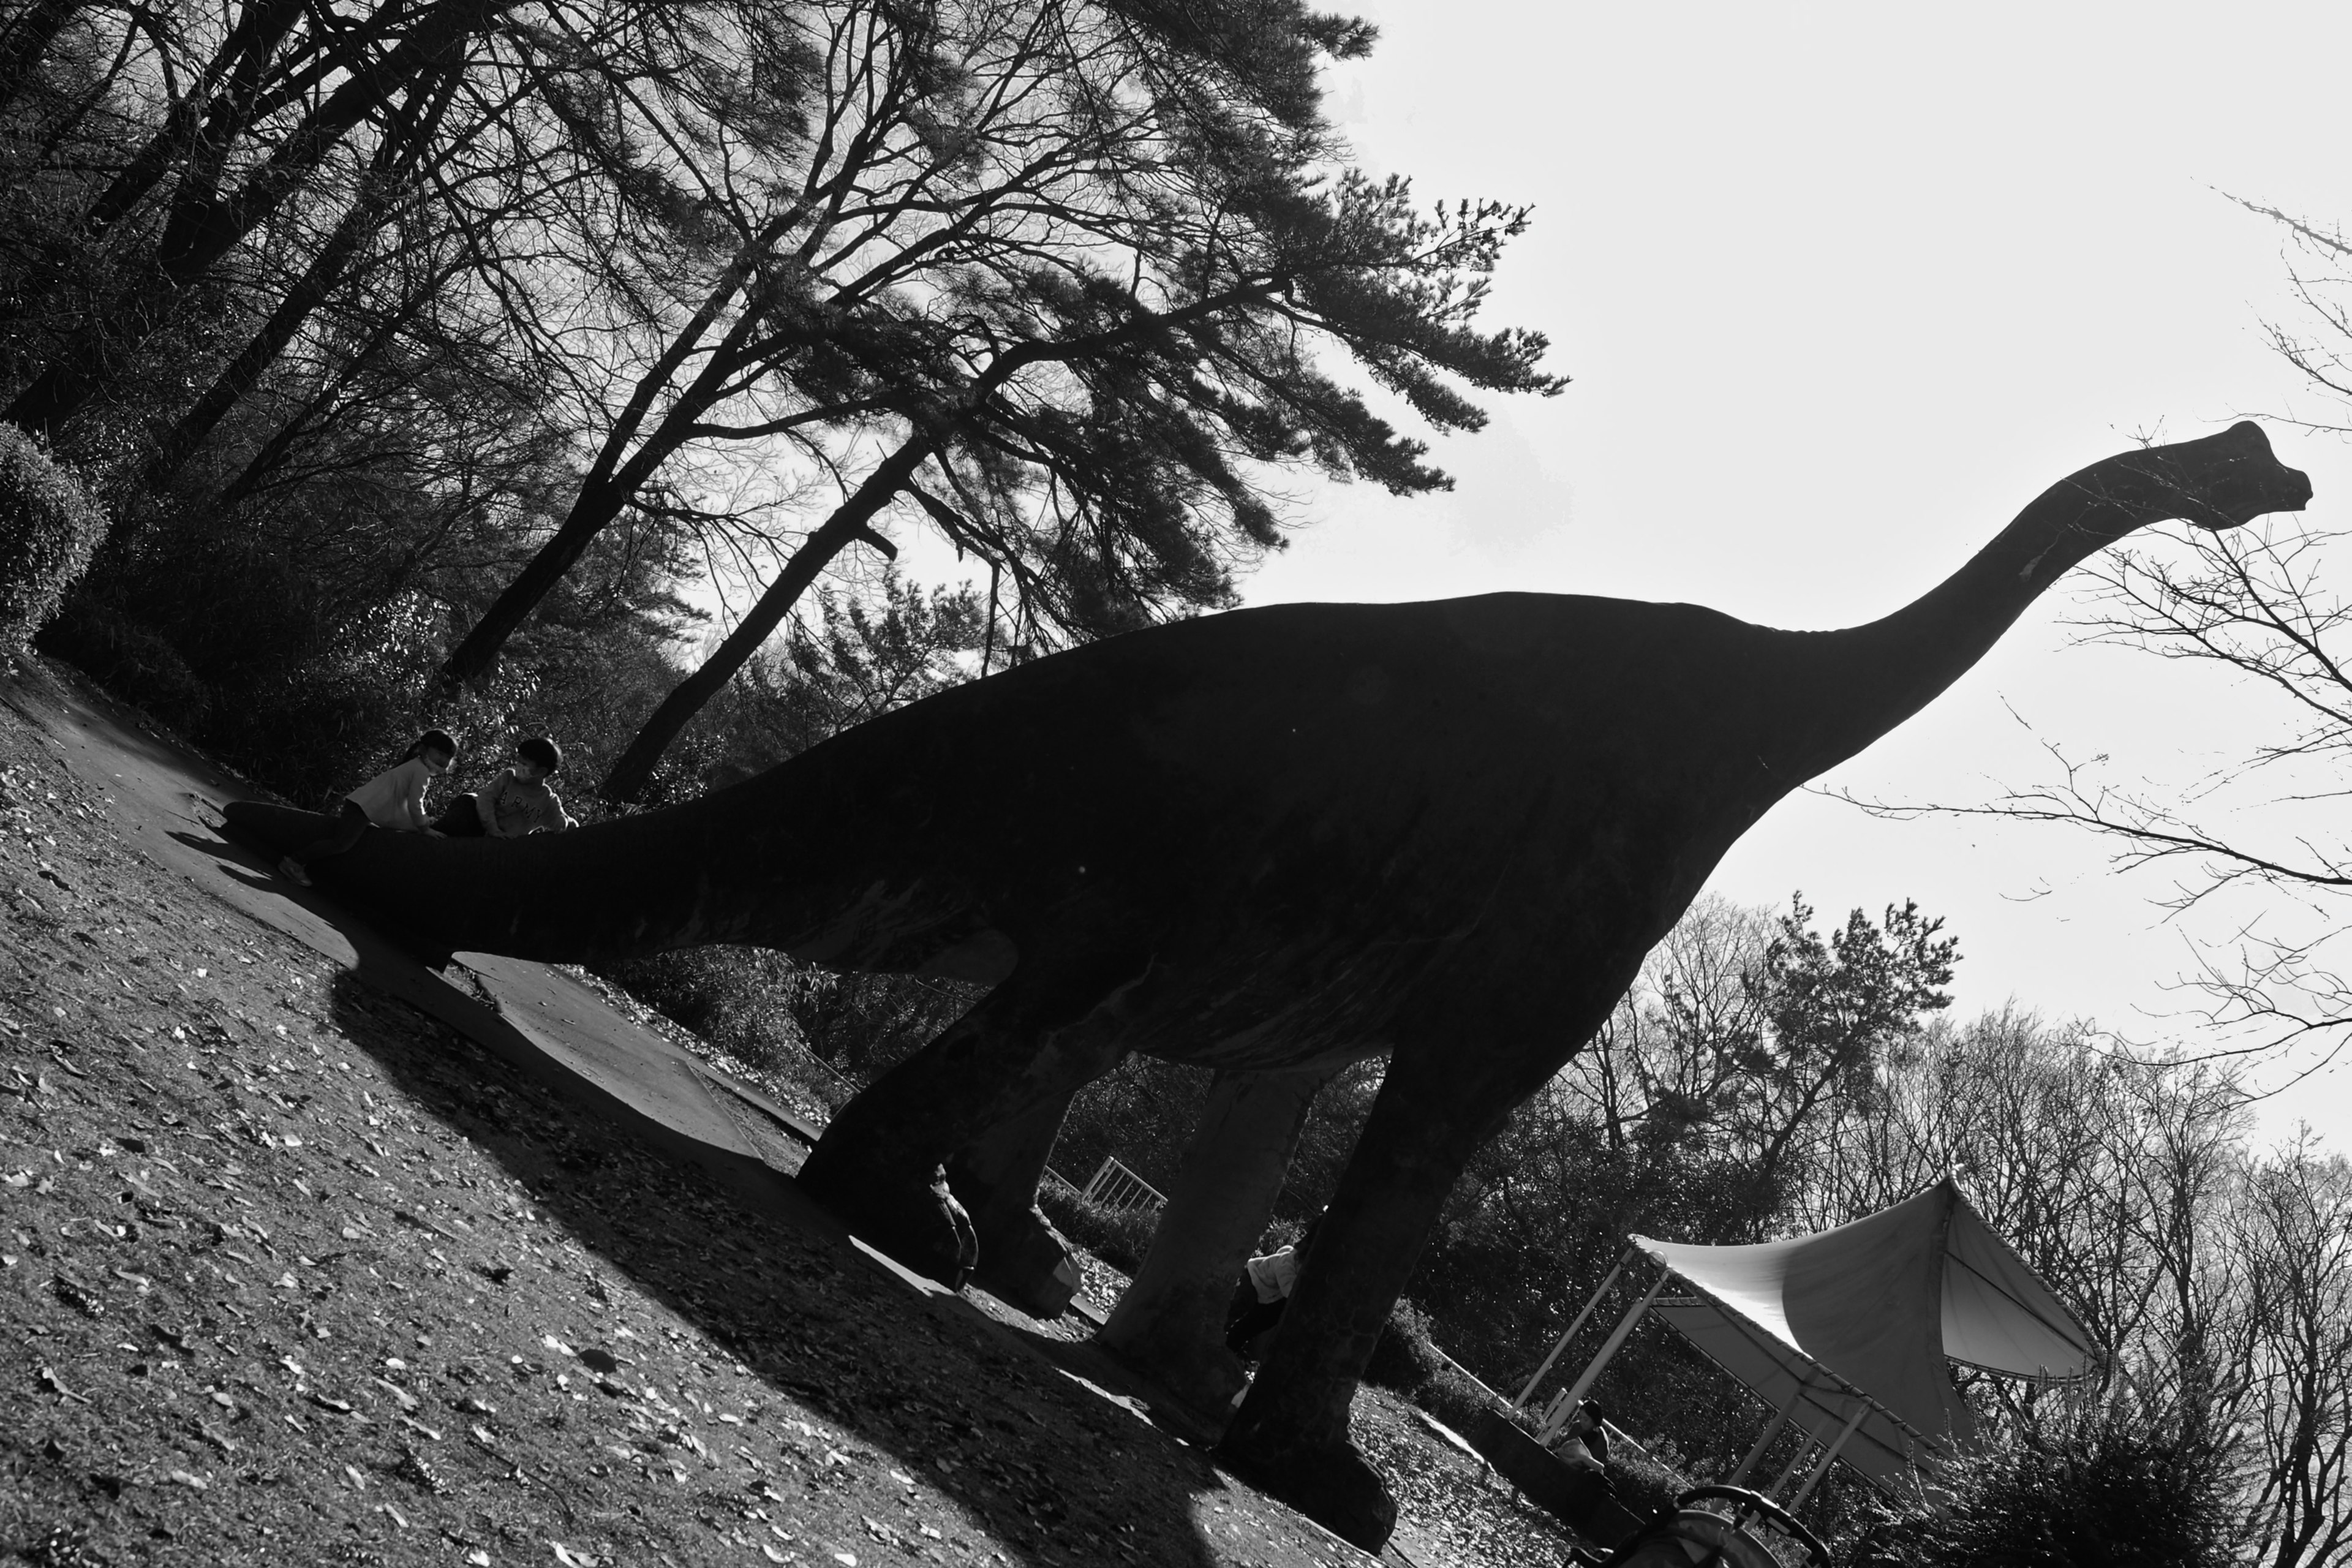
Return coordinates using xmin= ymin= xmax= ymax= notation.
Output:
xmin=1078 ymin=1155 xmax=1166 ymax=1215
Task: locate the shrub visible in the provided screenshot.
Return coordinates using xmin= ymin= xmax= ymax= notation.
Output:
xmin=598 ymin=948 xmax=987 ymax=1108
xmin=0 ymin=426 xmax=105 ymax=647
xmin=1415 ymin=1363 xmax=1514 ymax=1437
xmin=783 ymin=967 xmax=987 ymax=1082
xmin=1605 ymin=1442 xmax=1689 ymax=1521
xmin=603 ymin=946 xmax=813 ymax=1070
xmin=1846 ymin=1415 xmax=2233 ymax=1568
xmin=597 ymin=945 xmax=862 ymax=1114
xmin=1034 ymin=1184 xmax=1160 ymax=1274
xmin=1360 ymin=1301 xmax=1544 ymax=1450
xmin=1363 ymin=1297 xmax=1448 ymax=1392
xmin=1255 ymin=1213 xmax=1310 ymax=1253
xmin=37 ymin=591 xmax=212 ymax=726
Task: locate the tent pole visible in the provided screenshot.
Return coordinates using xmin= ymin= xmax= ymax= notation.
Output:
xmin=1790 ymin=1401 xmax=1870 ymax=1507
xmin=1728 ymin=1384 xmax=1806 ymax=1485
xmin=1765 ymin=1436 xmax=1817 ymax=1499
xmin=1514 ymin=1249 xmax=1634 ymax=1408
xmin=1538 ymin=1264 xmax=1669 ymax=1442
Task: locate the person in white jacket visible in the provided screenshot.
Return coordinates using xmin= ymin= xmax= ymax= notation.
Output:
xmin=1224 ymin=1210 xmax=1326 ymax=1360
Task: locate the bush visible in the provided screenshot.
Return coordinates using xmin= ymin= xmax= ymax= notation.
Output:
xmin=1360 ymin=1299 xmax=1537 ymax=1449
xmin=1604 ymin=1442 xmax=1689 ymax=1521
xmin=597 ymin=945 xmax=862 ymax=1109
xmin=783 ymin=968 xmax=986 ymax=1083
xmin=1416 ymin=1363 xmax=1515 ymax=1437
xmin=1847 ymin=1416 xmax=2233 ymax=1568
xmin=1034 ymin=1184 xmax=1160 ymax=1274
xmin=0 ymin=426 xmax=105 ymax=647
xmin=39 ymin=592 xmax=213 ymax=726
xmin=602 ymin=946 xmax=815 ymax=1072
xmin=1364 ymin=1296 xmax=1449 ymax=1392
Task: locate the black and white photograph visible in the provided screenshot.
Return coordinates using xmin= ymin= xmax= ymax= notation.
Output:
xmin=0 ymin=4 xmax=2345 ymax=1565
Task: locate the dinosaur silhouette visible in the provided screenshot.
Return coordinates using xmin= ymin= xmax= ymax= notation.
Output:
xmin=227 ymin=422 xmax=2309 ymax=1550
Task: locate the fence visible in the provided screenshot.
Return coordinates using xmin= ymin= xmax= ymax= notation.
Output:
xmin=1076 ymin=1155 xmax=1166 ymax=1215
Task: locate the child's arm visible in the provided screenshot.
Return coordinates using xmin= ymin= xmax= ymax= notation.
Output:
xmin=479 ymin=771 xmax=516 ymax=837
xmin=401 ymin=761 xmax=433 ymax=832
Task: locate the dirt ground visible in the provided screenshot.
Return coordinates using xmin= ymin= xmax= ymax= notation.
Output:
xmin=0 ymin=656 xmax=1582 ymax=1568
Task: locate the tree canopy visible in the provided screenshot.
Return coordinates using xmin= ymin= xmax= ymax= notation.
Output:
xmin=0 ymin=0 xmax=1562 ymax=804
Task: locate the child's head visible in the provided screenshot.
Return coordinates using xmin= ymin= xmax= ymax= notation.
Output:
xmin=514 ymin=736 xmax=562 ymax=783
xmin=405 ymin=729 xmax=458 ymax=772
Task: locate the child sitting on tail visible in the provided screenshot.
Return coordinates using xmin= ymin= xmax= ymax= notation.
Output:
xmin=278 ymin=729 xmax=456 ymax=887
xmin=431 ymin=736 xmax=578 ymax=839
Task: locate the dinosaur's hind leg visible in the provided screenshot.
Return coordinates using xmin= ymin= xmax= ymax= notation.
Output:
xmin=795 ymin=946 xmax=1145 ymax=1289
xmin=1215 ymin=1050 xmax=1510 ymax=1553
xmin=1098 ymin=1063 xmax=1340 ymax=1415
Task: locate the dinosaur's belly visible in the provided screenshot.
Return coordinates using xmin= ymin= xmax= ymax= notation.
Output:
xmin=1104 ymin=923 xmax=1460 ymax=1071
xmin=1015 ymin=764 xmax=1762 ymax=1076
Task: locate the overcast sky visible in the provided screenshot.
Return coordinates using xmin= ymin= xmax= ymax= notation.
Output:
xmin=1231 ymin=1 xmax=2352 ymax=1140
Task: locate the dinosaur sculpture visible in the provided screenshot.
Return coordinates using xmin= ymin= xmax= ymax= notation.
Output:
xmin=227 ymin=422 xmax=2310 ymax=1550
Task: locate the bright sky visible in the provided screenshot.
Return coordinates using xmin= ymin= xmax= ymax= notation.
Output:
xmin=1231 ymin=1 xmax=2352 ymax=1142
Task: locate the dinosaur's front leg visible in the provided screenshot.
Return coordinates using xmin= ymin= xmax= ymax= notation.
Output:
xmin=945 ymin=1090 xmax=1089 ymax=1318
xmin=796 ymin=948 xmax=1140 ymax=1289
xmin=1213 ymin=1055 xmax=1487 ymax=1553
xmin=1098 ymin=1062 xmax=1341 ymax=1415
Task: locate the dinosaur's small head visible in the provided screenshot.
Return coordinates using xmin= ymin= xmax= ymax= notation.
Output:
xmin=2128 ymin=420 xmax=2313 ymax=532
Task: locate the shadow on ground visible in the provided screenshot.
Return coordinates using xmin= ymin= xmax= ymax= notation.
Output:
xmin=0 ymin=655 xmax=1363 ymax=1568
xmin=314 ymin=965 xmax=1299 ymax=1568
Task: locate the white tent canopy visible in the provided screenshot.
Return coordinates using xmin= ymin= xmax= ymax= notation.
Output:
xmin=1532 ymin=1177 xmax=2094 ymax=1496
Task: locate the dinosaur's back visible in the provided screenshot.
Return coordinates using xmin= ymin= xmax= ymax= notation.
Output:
xmin=696 ymin=590 xmax=1811 ymax=1063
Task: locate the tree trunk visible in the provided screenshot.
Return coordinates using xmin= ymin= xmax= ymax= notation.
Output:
xmin=153 ymin=0 xmax=310 ymax=251
xmin=434 ymin=301 xmax=776 ymax=689
xmin=54 ymin=0 xmax=306 ymax=254
xmin=597 ymin=431 xmax=934 ymax=802
xmin=1096 ymin=1064 xmax=1338 ymax=1415
xmin=0 ymin=0 xmax=88 ymax=118
xmin=145 ymin=205 xmax=371 ymax=491
xmin=4 ymin=0 xmax=510 ymax=439
xmin=436 ymin=275 xmax=1239 ymax=693
xmin=145 ymin=74 xmax=449 ymax=492
xmin=215 ymin=251 xmax=463 ymax=505
xmin=151 ymin=0 xmax=507 ymax=288
xmin=0 ymin=0 xmax=306 ymax=351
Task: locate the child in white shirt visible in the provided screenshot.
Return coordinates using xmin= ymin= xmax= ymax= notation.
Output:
xmin=278 ymin=729 xmax=455 ymax=886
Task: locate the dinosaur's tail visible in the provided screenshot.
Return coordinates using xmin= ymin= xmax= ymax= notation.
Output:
xmin=224 ymin=798 xmax=779 ymax=965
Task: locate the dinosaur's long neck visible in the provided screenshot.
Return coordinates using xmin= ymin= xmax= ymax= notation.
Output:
xmin=1767 ymin=423 xmax=2305 ymax=783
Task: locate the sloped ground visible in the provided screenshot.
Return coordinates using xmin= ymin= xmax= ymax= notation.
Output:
xmin=0 ymin=657 xmax=1579 ymax=1568
xmin=1349 ymin=1396 xmax=1593 ymax=1568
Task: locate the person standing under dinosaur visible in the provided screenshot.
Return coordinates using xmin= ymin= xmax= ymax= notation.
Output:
xmin=1226 ymin=1210 xmax=1325 ymax=1360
